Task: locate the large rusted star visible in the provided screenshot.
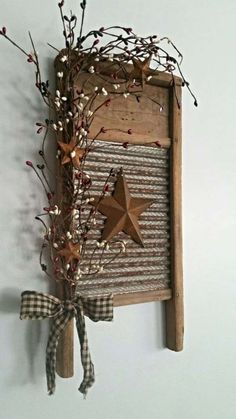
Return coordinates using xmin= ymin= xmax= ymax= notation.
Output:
xmin=131 ymin=55 xmax=152 ymax=87
xmin=91 ymin=170 xmax=154 ymax=246
xmin=57 ymin=241 xmax=80 ymax=264
xmin=58 ymin=137 xmax=85 ymax=167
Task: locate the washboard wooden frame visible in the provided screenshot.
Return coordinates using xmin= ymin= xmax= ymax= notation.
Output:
xmin=55 ymin=57 xmax=184 ymax=378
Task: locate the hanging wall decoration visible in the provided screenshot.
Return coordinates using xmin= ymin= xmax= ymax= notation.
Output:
xmin=0 ymin=0 xmax=197 ymax=396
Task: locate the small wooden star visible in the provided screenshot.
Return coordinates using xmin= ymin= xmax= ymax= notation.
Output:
xmin=57 ymin=241 xmax=80 ymax=264
xmin=131 ymin=55 xmax=152 ymax=87
xmin=58 ymin=137 xmax=85 ymax=167
xmin=91 ymin=170 xmax=154 ymax=246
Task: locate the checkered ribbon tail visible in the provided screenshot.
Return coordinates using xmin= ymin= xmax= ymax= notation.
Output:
xmin=20 ymin=291 xmax=113 ymax=396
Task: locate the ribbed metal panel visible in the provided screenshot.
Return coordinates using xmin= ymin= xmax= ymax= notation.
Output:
xmin=76 ymin=141 xmax=171 ymax=296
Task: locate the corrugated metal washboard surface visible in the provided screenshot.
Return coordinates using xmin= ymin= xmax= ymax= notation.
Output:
xmin=76 ymin=140 xmax=171 ymax=297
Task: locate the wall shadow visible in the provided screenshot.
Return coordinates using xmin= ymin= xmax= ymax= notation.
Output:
xmin=0 ymin=287 xmax=48 ymax=386
xmin=154 ymin=301 xmax=167 ymax=350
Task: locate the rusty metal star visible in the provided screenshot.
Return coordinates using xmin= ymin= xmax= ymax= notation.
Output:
xmin=91 ymin=170 xmax=154 ymax=246
xmin=131 ymin=55 xmax=152 ymax=87
xmin=57 ymin=241 xmax=80 ymax=264
xmin=58 ymin=137 xmax=85 ymax=167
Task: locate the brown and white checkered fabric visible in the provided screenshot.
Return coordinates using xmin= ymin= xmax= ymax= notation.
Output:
xmin=20 ymin=291 xmax=113 ymax=396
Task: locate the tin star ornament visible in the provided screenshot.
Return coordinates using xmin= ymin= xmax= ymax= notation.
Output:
xmin=57 ymin=241 xmax=80 ymax=263
xmin=91 ymin=169 xmax=154 ymax=246
xmin=58 ymin=137 xmax=85 ymax=167
xmin=131 ymin=54 xmax=152 ymax=87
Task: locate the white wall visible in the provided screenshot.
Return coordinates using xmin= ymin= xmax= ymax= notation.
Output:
xmin=0 ymin=1 xmax=235 ymax=418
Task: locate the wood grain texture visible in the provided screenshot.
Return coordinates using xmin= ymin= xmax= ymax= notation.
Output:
xmin=89 ymin=136 xmax=171 ymax=148
xmin=54 ymin=52 xmax=76 ymax=377
xmin=56 ymin=319 xmax=74 ymax=378
xmin=74 ymin=72 xmax=170 ymax=145
xmin=114 ymin=289 xmax=172 ymax=306
xmin=54 ymin=163 xmax=75 ymax=377
xmin=86 ymin=59 xmax=183 ymax=88
xmin=166 ymin=84 xmax=184 ymax=352
xmin=55 ymin=282 xmax=74 ymax=378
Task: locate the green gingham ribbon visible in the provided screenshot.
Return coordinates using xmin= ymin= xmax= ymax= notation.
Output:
xmin=20 ymin=291 xmax=113 ymax=396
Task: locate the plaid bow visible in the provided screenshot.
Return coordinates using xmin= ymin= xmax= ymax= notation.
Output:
xmin=20 ymin=291 xmax=113 ymax=396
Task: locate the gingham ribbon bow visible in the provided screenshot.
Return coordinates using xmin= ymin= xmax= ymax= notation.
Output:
xmin=20 ymin=291 xmax=113 ymax=396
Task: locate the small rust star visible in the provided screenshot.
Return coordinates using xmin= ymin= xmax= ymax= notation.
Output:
xmin=58 ymin=137 xmax=85 ymax=167
xmin=91 ymin=170 xmax=154 ymax=246
xmin=131 ymin=55 xmax=152 ymax=87
xmin=57 ymin=241 xmax=80 ymax=264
